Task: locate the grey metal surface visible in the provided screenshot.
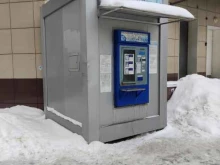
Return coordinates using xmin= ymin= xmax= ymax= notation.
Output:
xmin=42 ymin=0 xmax=73 ymax=17
xmin=159 ymin=0 xmax=168 ymax=128
xmin=99 ymin=0 xmax=167 ymax=142
xmin=62 ymin=0 xmax=87 ymax=125
xmin=99 ymin=16 xmax=161 ymax=26
xmin=98 ymin=18 xmax=160 ymax=128
xmin=188 ymin=20 xmax=198 ymax=74
xmin=41 ymin=9 xmax=48 ymax=112
xmin=100 ymin=116 xmax=162 ymax=142
xmin=42 ymin=0 xmax=90 ymax=141
xmin=47 ymin=111 xmax=82 ymax=136
xmin=84 ymin=0 xmax=100 ymax=142
xmin=159 ymin=18 xmax=168 ymax=128
xmin=98 ymin=6 xmax=194 ymax=21
xmin=42 ymin=0 xmax=168 ymax=142
xmin=45 ymin=7 xmax=64 ymax=114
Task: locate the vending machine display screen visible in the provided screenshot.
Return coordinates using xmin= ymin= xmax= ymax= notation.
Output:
xmin=120 ymin=46 xmax=148 ymax=86
xmin=123 ymin=50 xmax=135 ymax=84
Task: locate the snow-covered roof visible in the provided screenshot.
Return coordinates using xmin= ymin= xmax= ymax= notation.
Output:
xmin=100 ymin=0 xmax=195 ymax=21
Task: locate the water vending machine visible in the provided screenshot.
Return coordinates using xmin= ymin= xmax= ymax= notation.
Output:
xmin=114 ymin=30 xmax=150 ymax=107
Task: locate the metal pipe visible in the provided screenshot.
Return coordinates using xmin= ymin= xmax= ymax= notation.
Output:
xmin=100 ymin=15 xmax=184 ymax=26
xmin=170 ymin=0 xmax=187 ymax=5
xmin=159 ymin=19 xmax=181 ymax=25
xmin=101 ymin=115 xmax=160 ymax=128
xmin=100 ymin=15 xmax=160 ymax=26
xmin=101 ymin=7 xmax=122 ymax=16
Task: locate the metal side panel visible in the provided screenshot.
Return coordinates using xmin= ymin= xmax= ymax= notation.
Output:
xmin=100 ymin=116 xmax=162 ymax=142
xmin=159 ymin=17 xmax=168 ymax=128
xmin=42 ymin=0 xmax=73 ymax=18
xmin=85 ymin=0 xmax=100 ymax=142
xmin=41 ymin=10 xmax=48 ymax=112
xmin=46 ymin=110 xmax=82 ymax=136
xmin=42 ymin=0 xmax=89 ymax=138
xmin=44 ymin=7 xmax=65 ymax=114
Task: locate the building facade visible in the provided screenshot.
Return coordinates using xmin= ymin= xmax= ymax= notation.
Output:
xmin=168 ymin=0 xmax=220 ymax=80
xmin=0 ymin=0 xmax=44 ymax=109
xmin=0 ymin=0 xmax=219 ymax=108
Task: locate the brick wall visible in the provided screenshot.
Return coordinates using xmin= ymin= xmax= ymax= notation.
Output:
xmin=167 ymin=19 xmax=179 ymax=81
xmin=0 ymin=0 xmax=45 ymax=109
xmin=1 ymin=0 xmax=219 ymax=107
xmin=168 ymin=0 xmax=220 ymax=80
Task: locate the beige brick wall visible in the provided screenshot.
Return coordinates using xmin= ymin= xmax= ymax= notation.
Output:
xmin=168 ymin=0 xmax=220 ymax=76
xmin=1 ymin=0 xmax=219 ymax=79
xmin=0 ymin=0 xmax=45 ymax=79
xmin=168 ymin=20 xmax=179 ymax=75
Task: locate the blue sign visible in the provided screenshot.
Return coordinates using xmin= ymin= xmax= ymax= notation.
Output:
xmin=121 ymin=31 xmax=149 ymax=43
xmin=115 ymin=30 xmax=150 ymax=44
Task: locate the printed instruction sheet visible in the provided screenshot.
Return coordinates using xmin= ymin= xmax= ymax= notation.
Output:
xmin=100 ymin=55 xmax=112 ymax=93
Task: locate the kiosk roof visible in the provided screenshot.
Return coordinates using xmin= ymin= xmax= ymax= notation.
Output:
xmin=100 ymin=0 xmax=194 ymax=21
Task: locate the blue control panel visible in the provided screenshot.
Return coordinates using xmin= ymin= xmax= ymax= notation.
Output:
xmin=114 ymin=30 xmax=150 ymax=107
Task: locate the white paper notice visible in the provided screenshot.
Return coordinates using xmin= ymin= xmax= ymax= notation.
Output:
xmin=100 ymin=73 xmax=111 ymax=93
xmin=100 ymin=55 xmax=112 ymax=93
xmin=100 ymin=54 xmax=111 ymax=73
xmin=149 ymin=41 xmax=158 ymax=74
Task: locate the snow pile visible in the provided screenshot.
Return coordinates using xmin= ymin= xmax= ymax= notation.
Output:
xmin=168 ymin=74 xmax=220 ymax=136
xmin=167 ymin=81 xmax=177 ymax=88
xmin=100 ymin=0 xmax=195 ymax=20
xmin=0 ymin=106 xmax=45 ymax=120
xmin=1 ymin=75 xmax=220 ymax=164
xmin=0 ymin=106 xmax=88 ymax=164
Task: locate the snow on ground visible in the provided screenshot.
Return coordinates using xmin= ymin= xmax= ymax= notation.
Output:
xmin=1 ymin=74 xmax=220 ymax=165
xmin=167 ymin=81 xmax=177 ymax=87
xmin=168 ymin=74 xmax=220 ymax=137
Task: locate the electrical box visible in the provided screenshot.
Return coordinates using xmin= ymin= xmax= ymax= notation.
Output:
xmin=114 ymin=30 xmax=150 ymax=107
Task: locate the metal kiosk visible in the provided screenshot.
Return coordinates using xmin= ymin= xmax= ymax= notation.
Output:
xmin=41 ymin=0 xmax=194 ymax=142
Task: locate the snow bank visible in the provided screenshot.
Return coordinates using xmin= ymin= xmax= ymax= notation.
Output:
xmin=0 ymin=106 xmax=87 ymax=163
xmin=0 ymin=105 xmax=45 ymax=119
xmin=1 ymin=74 xmax=220 ymax=164
xmin=167 ymin=81 xmax=177 ymax=88
xmin=168 ymin=74 xmax=220 ymax=136
xmin=100 ymin=0 xmax=194 ymax=20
